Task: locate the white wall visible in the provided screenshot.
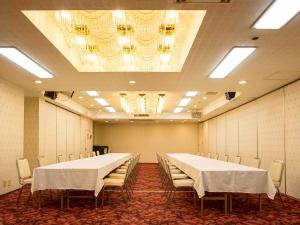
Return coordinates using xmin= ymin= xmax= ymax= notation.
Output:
xmin=93 ymin=122 xmax=199 ymax=163
xmin=0 ymin=78 xmax=24 ymax=195
xmin=199 ymin=80 xmax=300 ymax=199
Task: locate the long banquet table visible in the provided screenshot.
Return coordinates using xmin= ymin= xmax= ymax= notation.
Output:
xmin=31 ymin=153 xmax=131 ymax=197
xmin=167 ymin=153 xmax=276 ymax=199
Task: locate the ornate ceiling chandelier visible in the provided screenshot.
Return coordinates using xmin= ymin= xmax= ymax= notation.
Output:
xmin=23 ymin=10 xmax=206 ymax=72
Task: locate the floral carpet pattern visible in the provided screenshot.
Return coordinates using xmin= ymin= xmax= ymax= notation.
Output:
xmin=1 ymin=163 xmax=300 ymax=224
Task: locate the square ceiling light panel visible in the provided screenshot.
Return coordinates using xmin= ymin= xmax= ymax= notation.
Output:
xmin=22 ymin=10 xmax=206 ymax=72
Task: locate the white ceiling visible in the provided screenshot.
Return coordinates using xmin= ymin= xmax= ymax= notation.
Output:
xmin=0 ymin=0 xmax=300 ymax=121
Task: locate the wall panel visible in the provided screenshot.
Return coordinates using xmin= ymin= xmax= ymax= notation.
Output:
xmin=284 ymin=81 xmax=300 ymax=198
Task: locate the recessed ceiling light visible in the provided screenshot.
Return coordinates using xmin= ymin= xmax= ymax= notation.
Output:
xmin=254 ymin=0 xmax=300 ymax=29
xmin=174 ymin=107 xmax=183 ymax=113
xmin=105 ymin=121 xmax=109 ymax=123
xmin=178 ymin=98 xmax=191 ymax=107
xmin=0 ymin=47 xmax=54 ymax=78
xmin=105 ymin=106 xmax=116 ymax=113
xmin=90 ymin=104 xmax=95 ymax=107
xmin=86 ymin=91 xmax=99 ymax=96
xmin=78 ymin=96 xmax=84 ymax=99
xmin=34 ymin=80 xmax=42 ymax=84
xmin=95 ymin=98 xmax=109 ymax=106
xmin=170 ymin=120 xmax=174 ymax=122
xmin=129 ymin=80 xmax=136 ymax=84
xmin=209 ymin=47 xmax=256 ymax=79
xmin=186 ymin=91 xmax=198 ymax=97
xmin=202 ymin=96 xmax=207 ymax=100
xmin=187 ymin=110 xmax=191 ymax=113
xmin=130 ymin=120 xmax=134 ymax=123
xmin=239 ymin=80 xmax=247 ymax=85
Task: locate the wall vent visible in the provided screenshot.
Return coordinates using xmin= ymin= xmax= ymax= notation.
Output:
xmin=206 ymin=92 xmax=218 ymax=95
xmin=134 ymin=114 xmax=150 ymax=117
xmin=176 ymin=0 xmax=230 ymax=3
xmin=191 ymin=112 xmax=202 ymax=118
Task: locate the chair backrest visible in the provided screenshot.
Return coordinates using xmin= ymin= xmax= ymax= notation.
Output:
xmin=16 ymin=158 xmax=31 ymax=183
xmin=79 ymin=152 xmax=85 ymax=159
xmin=57 ymin=155 xmax=64 ymax=163
xmin=233 ymin=156 xmax=241 ymax=164
xmin=248 ymin=158 xmax=261 ymax=168
xmin=212 ymin=153 xmax=219 ymax=160
xmin=38 ymin=156 xmax=47 ymax=167
xmin=269 ymin=160 xmax=284 ymax=186
xmin=219 ymin=155 xmax=228 ymax=162
xmin=69 ymin=154 xmax=75 ymax=161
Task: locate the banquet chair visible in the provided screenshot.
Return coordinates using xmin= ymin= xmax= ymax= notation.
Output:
xmin=101 ymin=160 xmax=134 ymax=206
xmin=212 ymin=153 xmax=219 ymax=160
xmin=218 ymin=155 xmax=228 ymax=162
xmin=233 ymin=156 xmax=241 ymax=164
xmin=163 ymin=158 xmax=196 ymax=204
xmin=92 ymin=151 xmax=96 ymax=157
xmin=38 ymin=156 xmax=47 ymax=166
xmin=69 ymin=154 xmax=75 ymax=161
xmin=207 ymin=152 xmax=212 ymax=158
xmin=79 ymin=152 xmax=85 ymax=159
xmin=57 ymin=155 xmax=64 ymax=163
xmin=269 ymin=160 xmax=285 ymax=207
xmin=247 ymin=158 xmax=261 ymax=168
xmin=16 ymin=158 xmax=32 ymax=204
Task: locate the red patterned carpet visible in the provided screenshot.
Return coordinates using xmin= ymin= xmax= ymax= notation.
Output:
xmin=1 ymin=163 xmax=300 ymax=224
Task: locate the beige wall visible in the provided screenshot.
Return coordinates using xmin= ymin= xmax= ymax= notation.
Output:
xmin=199 ymin=80 xmax=300 ymax=199
xmin=94 ymin=123 xmax=199 ymax=163
xmin=24 ymin=99 xmax=93 ymax=168
xmin=0 ymin=78 xmax=24 ymax=195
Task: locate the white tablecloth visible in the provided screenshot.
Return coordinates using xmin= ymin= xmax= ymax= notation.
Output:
xmin=31 ymin=153 xmax=131 ymax=196
xmin=167 ymin=153 xmax=276 ymax=199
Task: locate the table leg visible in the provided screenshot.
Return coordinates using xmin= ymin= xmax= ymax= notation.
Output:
xmin=224 ymin=193 xmax=228 ymax=215
xmin=200 ymin=198 xmax=204 ymax=214
xmin=259 ymin=194 xmax=263 ymax=212
xmin=60 ymin=191 xmax=64 ymax=209
xmin=38 ymin=191 xmax=41 ymax=209
xmin=229 ymin=194 xmax=232 ymax=213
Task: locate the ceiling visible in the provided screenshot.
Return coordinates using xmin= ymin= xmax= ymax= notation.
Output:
xmin=0 ymin=0 xmax=300 ymax=121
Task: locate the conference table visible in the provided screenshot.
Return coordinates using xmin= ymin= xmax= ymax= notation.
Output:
xmin=167 ymin=153 xmax=276 ymax=212
xmin=31 ymin=153 xmax=131 ymax=207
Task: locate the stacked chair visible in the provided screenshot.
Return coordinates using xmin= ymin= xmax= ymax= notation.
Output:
xmin=99 ymin=153 xmax=141 ymax=207
xmin=156 ymin=153 xmax=196 ymax=204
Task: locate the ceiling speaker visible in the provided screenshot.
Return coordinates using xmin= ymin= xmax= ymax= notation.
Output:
xmin=44 ymin=91 xmax=58 ymax=100
xmin=225 ymin=92 xmax=236 ymax=100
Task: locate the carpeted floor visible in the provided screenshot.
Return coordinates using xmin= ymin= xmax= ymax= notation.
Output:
xmin=1 ymin=163 xmax=300 ymax=224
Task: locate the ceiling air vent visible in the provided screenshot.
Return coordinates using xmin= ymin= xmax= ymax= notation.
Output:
xmin=191 ymin=112 xmax=202 ymax=118
xmin=176 ymin=0 xmax=230 ymax=3
xmin=134 ymin=114 xmax=150 ymax=117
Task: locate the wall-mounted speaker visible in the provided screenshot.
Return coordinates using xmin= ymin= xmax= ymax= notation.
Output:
xmin=44 ymin=91 xmax=58 ymax=100
xmin=225 ymin=92 xmax=236 ymax=100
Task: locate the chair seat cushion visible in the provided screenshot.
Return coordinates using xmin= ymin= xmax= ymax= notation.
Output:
xmin=120 ymin=166 xmax=128 ymax=169
xmin=170 ymin=169 xmax=182 ymax=174
xmin=108 ymin=173 xmax=126 ymax=179
xmin=104 ymin=178 xmax=124 ymax=186
xmin=23 ymin=178 xmax=32 ymax=184
xmin=173 ymin=179 xmax=194 ymax=187
xmin=116 ymin=168 xmax=127 ymax=174
xmin=171 ymin=173 xmax=188 ymax=179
